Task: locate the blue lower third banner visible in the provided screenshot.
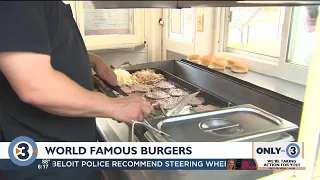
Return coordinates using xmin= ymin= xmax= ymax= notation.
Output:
xmin=0 ymin=136 xmax=306 ymax=170
xmin=0 ymin=159 xmax=257 ymax=170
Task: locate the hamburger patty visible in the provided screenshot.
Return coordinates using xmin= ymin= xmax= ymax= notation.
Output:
xmin=189 ymin=97 xmax=205 ymax=106
xmin=168 ymin=88 xmax=189 ymax=97
xmin=192 ymin=104 xmax=219 ymax=112
xmin=130 ymin=84 xmax=153 ymax=93
xmin=158 ymin=97 xmax=183 ymax=110
xmin=150 ymin=86 xmax=162 ymax=92
xmin=145 ymin=91 xmax=171 ymax=100
xmin=153 ymin=80 xmax=176 ymax=89
xmin=120 ymin=86 xmax=132 ymax=94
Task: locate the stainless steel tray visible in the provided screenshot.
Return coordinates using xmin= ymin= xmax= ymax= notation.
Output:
xmin=151 ymin=104 xmax=298 ymax=142
xmin=143 ymin=131 xmax=295 ymax=142
xmin=243 ymin=132 xmax=294 ymax=142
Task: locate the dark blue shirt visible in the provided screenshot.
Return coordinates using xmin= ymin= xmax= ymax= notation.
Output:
xmin=0 ymin=1 xmax=100 ymax=179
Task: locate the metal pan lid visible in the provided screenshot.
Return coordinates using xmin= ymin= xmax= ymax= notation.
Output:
xmin=152 ymin=104 xmax=298 ymax=142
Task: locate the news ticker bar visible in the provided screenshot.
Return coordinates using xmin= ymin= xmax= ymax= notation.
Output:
xmin=0 ymin=159 xmax=305 ymax=171
xmin=0 ymin=136 xmax=305 ymax=170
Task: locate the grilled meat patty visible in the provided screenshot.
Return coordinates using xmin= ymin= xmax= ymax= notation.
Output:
xmin=130 ymin=84 xmax=153 ymax=93
xmin=145 ymin=91 xmax=171 ymax=100
xmin=150 ymin=86 xmax=163 ymax=92
xmin=168 ymin=88 xmax=189 ymax=97
xmin=153 ymin=80 xmax=176 ymax=89
xmin=189 ymin=97 xmax=205 ymax=106
xmin=158 ymin=97 xmax=183 ymax=110
xmin=192 ymin=104 xmax=219 ymax=112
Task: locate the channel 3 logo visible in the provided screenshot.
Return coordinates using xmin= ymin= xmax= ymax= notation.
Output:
xmin=286 ymin=143 xmax=300 ymax=158
xmin=8 ymin=136 xmax=38 ymax=166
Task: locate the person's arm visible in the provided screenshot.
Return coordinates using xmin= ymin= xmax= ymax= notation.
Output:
xmin=88 ymin=52 xmax=101 ymax=69
xmin=0 ymin=52 xmax=112 ymax=117
xmin=0 ymin=52 xmax=153 ymax=121
xmin=88 ymin=52 xmax=118 ymax=86
xmin=0 ymin=2 xmax=153 ymax=122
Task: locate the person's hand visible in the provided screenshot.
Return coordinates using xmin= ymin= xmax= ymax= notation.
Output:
xmin=90 ymin=54 xmax=118 ymax=86
xmin=109 ymin=95 xmax=155 ymax=123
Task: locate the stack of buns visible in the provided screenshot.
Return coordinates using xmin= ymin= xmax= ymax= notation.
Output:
xmin=224 ymin=59 xmax=248 ymax=73
xmin=187 ymin=54 xmax=249 ymax=74
xmin=229 ymin=61 xmax=248 ymax=73
xmin=187 ymin=54 xmax=201 ymax=64
xmin=200 ymin=55 xmax=215 ymax=66
xmin=208 ymin=59 xmax=227 ymax=71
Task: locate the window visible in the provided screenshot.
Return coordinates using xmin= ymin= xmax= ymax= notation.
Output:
xmin=83 ymin=2 xmax=134 ymax=36
xmin=217 ymin=6 xmax=319 ymax=85
xmin=168 ymin=8 xmax=194 ymax=41
xmin=73 ymin=1 xmax=145 ymax=50
xmin=287 ymin=6 xmax=318 ymax=67
xmin=226 ymin=7 xmax=285 ymax=58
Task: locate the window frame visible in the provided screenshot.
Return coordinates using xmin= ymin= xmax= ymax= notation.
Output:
xmin=161 ymin=8 xmax=196 ymax=59
xmin=167 ymin=8 xmax=195 ymax=42
xmin=214 ymin=7 xmax=309 ymax=86
xmin=74 ymin=2 xmax=145 ymax=51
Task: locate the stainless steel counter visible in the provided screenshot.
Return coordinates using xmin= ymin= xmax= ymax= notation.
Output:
xmin=95 ymin=118 xmax=274 ymax=180
xmin=93 ymin=60 xmax=300 ymax=179
xmin=122 ymin=60 xmax=302 ymax=140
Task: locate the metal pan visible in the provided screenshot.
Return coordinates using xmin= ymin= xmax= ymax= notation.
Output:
xmin=148 ymin=104 xmax=298 ymax=142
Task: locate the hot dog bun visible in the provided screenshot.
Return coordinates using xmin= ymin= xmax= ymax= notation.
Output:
xmin=200 ymin=55 xmax=214 ymax=66
xmin=226 ymin=59 xmax=240 ymax=68
xmin=187 ymin=54 xmax=201 ymax=64
xmin=208 ymin=60 xmax=227 ymax=71
xmin=215 ymin=56 xmax=227 ymax=62
xmin=231 ymin=62 xmax=249 ymax=73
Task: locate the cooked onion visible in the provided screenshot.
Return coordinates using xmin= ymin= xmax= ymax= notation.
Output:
xmin=131 ymin=69 xmax=164 ymax=84
xmin=114 ymin=69 xmax=135 ymax=86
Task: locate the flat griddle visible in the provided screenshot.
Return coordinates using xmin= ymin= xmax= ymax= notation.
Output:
xmin=93 ymin=68 xmax=235 ymax=142
xmin=127 ymin=68 xmax=234 ymax=108
xmin=94 ymin=68 xmax=235 ymax=117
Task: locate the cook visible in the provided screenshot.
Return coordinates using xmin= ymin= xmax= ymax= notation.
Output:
xmin=0 ymin=1 xmax=154 ymax=180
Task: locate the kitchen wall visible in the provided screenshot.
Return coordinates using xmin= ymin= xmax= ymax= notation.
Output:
xmin=194 ymin=8 xmax=215 ymax=56
xmin=94 ymin=49 xmax=148 ymax=68
xmin=92 ymin=8 xmax=162 ymax=68
xmin=87 ymin=7 xmax=214 ymax=65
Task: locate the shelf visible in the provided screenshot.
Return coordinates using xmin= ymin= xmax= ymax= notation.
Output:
xmin=87 ymin=43 xmax=145 ymax=53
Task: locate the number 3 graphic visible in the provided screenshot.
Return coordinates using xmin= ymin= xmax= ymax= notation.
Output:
xmin=17 ymin=143 xmax=30 ymax=160
xmin=290 ymin=146 xmax=296 ymax=155
xmin=8 ymin=136 xmax=38 ymax=166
